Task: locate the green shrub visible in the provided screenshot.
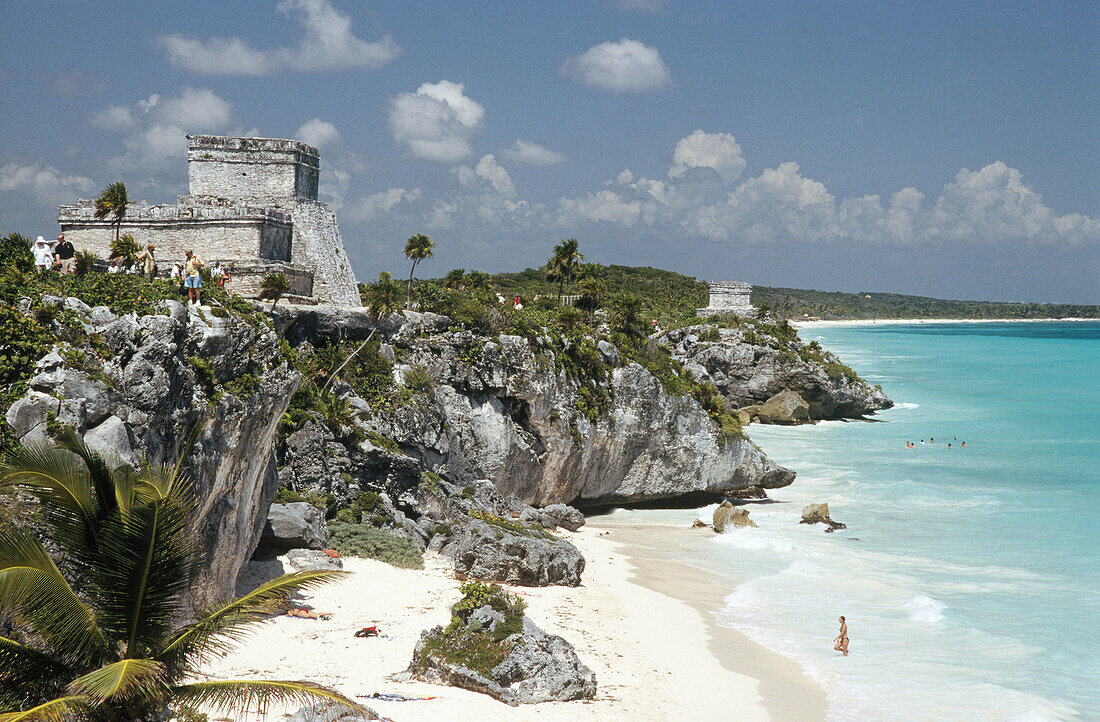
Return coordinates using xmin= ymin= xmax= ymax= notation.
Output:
xmin=0 ymin=233 xmax=34 ymax=273
xmin=402 ymin=364 xmax=434 ymax=393
xmin=224 ymin=373 xmax=259 ymax=397
xmin=414 ymin=581 xmax=527 ymax=675
xmin=327 ymin=522 xmax=424 ymax=569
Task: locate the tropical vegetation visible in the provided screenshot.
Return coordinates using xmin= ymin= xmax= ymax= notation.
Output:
xmin=0 ymin=429 xmax=363 ymax=721
xmin=403 ymin=233 xmax=435 ymax=310
xmin=258 ymin=272 xmax=291 ymax=311
xmin=92 ymin=182 xmax=134 ymax=242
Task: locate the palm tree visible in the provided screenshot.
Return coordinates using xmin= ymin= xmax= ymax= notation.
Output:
xmin=0 ymin=429 xmax=362 ymax=721
xmin=93 ymin=182 xmax=134 ymax=242
xmin=545 ymin=239 xmax=583 ymax=303
xmin=259 ymin=272 xmax=291 ymax=311
xmin=364 ymin=272 xmax=402 ymax=319
xmin=403 ymin=234 xmax=435 ymax=310
xmin=465 ymin=270 xmax=491 ymax=292
xmin=109 ymin=233 xmax=141 ymax=270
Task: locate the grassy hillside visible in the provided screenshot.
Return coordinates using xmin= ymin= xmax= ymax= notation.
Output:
xmin=752 ymin=287 xmax=1100 ymax=320
xmin=429 ymin=265 xmax=1100 ymax=322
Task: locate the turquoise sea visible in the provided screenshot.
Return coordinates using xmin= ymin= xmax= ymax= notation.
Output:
xmin=617 ymin=321 xmax=1100 ymax=720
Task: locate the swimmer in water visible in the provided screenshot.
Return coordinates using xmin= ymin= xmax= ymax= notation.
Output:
xmin=961 ymin=441 xmax=966 ymax=447
xmin=834 ymin=616 xmax=849 ymax=656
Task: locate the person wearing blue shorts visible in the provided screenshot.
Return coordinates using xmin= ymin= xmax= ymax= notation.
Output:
xmin=184 ymin=249 xmax=205 ymax=306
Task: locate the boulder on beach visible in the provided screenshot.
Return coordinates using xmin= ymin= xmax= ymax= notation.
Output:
xmin=800 ymin=502 xmax=847 ymax=532
xmin=259 ymin=502 xmax=328 ymax=554
xmin=443 ymin=515 xmax=585 ymax=587
xmin=712 ymin=500 xmax=758 ymax=532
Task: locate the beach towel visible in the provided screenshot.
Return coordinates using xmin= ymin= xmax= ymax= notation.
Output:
xmin=367 ymin=693 xmax=436 ymax=702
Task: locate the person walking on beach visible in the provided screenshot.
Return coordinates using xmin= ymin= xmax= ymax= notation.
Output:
xmin=184 ymin=249 xmax=205 ymax=306
xmin=834 ymin=616 xmax=849 ymax=656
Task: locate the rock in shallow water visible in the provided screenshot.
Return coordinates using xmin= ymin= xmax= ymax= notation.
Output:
xmin=800 ymin=502 xmax=847 ymax=532
xmin=712 ymin=500 xmax=758 ymax=532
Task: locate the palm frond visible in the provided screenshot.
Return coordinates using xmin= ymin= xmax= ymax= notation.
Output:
xmin=90 ymin=500 xmax=197 ymax=657
xmin=0 ymin=444 xmax=101 ymax=557
xmin=0 ymin=636 xmax=72 ymax=701
xmin=170 ymin=680 xmax=364 ymax=718
xmin=67 ymin=659 xmax=167 ymax=704
xmin=56 ymin=430 xmax=118 ymax=521
xmin=0 ymin=696 xmax=91 ymax=722
xmin=0 ymin=529 xmax=108 ymax=665
xmin=157 ymin=570 xmax=348 ymax=678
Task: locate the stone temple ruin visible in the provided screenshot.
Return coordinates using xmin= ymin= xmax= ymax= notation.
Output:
xmin=697 ymin=281 xmax=754 ymax=315
xmin=57 ymin=135 xmax=359 ymax=306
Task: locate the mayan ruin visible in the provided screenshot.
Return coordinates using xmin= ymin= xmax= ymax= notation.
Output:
xmin=57 ymin=134 xmax=360 ymax=306
xmin=697 ymin=281 xmax=754 ymax=315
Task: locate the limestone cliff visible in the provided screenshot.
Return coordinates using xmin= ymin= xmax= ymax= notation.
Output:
xmin=277 ymin=309 xmax=796 ymax=510
xmin=4 ymin=297 xmax=297 ymax=607
xmin=663 ymin=323 xmax=891 ymax=421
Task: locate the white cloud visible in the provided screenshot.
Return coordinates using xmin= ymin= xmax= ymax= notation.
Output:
xmin=474 ymin=155 xmax=516 ymax=198
xmin=347 ymin=187 xmax=422 ymax=221
xmin=388 ymin=81 xmax=485 ymax=162
xmin=158 ymin=0 xmax=400 ymax=75
xmin=559 ymin=189 xmax=643 ymax=226
xmin=89 ymin=105 xmax=135 ymax=131
xmin=561 ymin=38 xmax=671 ymax=92
xmin=668 ymin=130 xmax=746 ymax=183
xmin=502 ymin=139 xmax=566 ymax=166
xmin=927 ymin=161 xmax=1097 ymax=245
xmin=92 ymin=88 xmax=235 ymax=169
xmin=296 ymin=118 xmax=340 ymax=148
xmin=0 ymin=162 xmax=95 ymax=202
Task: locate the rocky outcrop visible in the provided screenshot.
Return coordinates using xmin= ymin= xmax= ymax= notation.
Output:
xmin=663 ymin=324 xmax=891 ymax=421
xmin=443 ymin=515 xmax=585 ymax=587
xmin=260 ymin=502 xmax=328 ymax=554
xmin=520 ymin=504 xmax=585 ymax=532
xmin=409 ymin=615 xmax=597 ymax=706
xmin=286 ymin=549 xmax=343 ymax=572
xmin=4 ymin=298 xmax=297 ymax=608
xmin=738 ymin=389 xmax=811 ymax=425
xmin=712 ymin=500 xmax=757 ymax=532
xmin=374 ymin=331 xmax=794 ymax=507
xmin=800 ymin=502 xmax=847 ymax=532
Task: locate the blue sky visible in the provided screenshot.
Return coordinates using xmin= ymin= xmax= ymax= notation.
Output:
xmin=1 ymin=0 xmax=1097 ymax=302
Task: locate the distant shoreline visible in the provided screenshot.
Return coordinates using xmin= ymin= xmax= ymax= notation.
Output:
xmin=792 ymin=317 xmax=1094 ymax=328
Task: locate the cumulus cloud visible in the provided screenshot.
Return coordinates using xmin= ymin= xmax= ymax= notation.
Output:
xmin=551 ymin=130 xmax=1100 ymax=248
xmin=502 ymin=139 xmax=566 ymax=166
xmin=388 ymin=81 xmax=485 ymax=162
xmin=296 ymin=118 xmax=340 ymax=148
xmin=427 ymin=155 xmax=543 ymax=230
xmin=561 ymin=38 xmax=671 ymax=91
xmin=668 ymin=130 xmax=746 ymax=183
xmin=158 ymin=0 xmax=400 ymax=75
xmin=0 ymin=162 xmax=95 ymax=202
xmin=346 ymin=186 xmax=422 ymax=221
xmin=91 ymin=88 xmax=235 ymax=168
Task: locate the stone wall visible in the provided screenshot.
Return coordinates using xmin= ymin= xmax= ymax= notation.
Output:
xmin=57 ymin=200 xmax=292 ymax=266
xmin=187 ymin=135 xmax=319 ymax=201
xmin=228 ymin=261 xmax=314 ymax=300
xmin=698 ymin=281 xmax=753 ymax=315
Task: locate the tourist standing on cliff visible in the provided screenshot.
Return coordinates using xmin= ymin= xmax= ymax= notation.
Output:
xmin=33 ymin=236 xmax=53 ymax=274
xmin=184 ymin=249 xmax=205 ymax=306
xmin=136 ymin=243 xmax=157 ymax=280
xmin=54 ymin=233 xmax=75 ymax=275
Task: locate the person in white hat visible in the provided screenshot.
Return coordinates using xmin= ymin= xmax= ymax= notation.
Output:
xmin=33 ymin=236 xmax=54 ymax=274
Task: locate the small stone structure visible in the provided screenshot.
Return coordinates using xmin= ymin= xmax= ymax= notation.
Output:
xmin=697 ymin=281 xmax=753 ymax=315
xmin=58 ymin=135 xmax=359 ymax=306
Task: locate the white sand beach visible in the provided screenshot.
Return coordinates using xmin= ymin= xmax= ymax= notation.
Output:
xmin=195 ymin=524 xmax=821 ymax=721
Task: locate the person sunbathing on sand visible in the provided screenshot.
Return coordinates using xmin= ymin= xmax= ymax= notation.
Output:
xmin=286 ymin=607 xmax=332 ymax=620
xmin=834 ymin=616 xmax=849 ymax=656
